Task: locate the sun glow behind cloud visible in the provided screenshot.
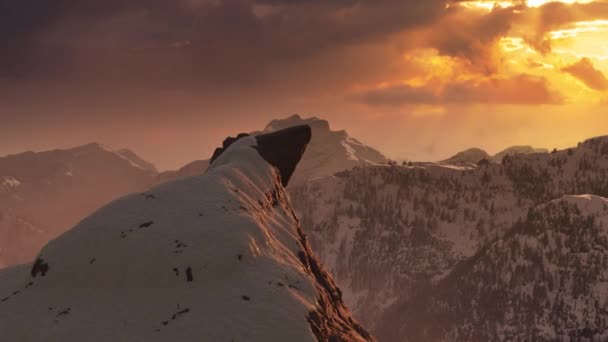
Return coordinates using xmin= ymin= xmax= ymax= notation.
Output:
xmin=389 ymin=0 xmax=608 ymax=108
xmin=526 ymin=0 xmax=595 ymax=7
xmin=454 ymin=0 xmax=596 ymax=10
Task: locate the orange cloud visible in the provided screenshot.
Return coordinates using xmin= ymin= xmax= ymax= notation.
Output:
xmin=353 ymin=74 xmax=561 ymax=106
xmin=562 ymin=58 xmax=608 ymax=91
xmin=519 ymin=1 xmax=608 ymax=53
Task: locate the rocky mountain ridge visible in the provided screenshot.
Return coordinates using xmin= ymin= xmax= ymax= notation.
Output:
xmin=0 ymin=115 xmax=385 ymax=267
xmin=0 ymin=126 xmax=374 ymax=341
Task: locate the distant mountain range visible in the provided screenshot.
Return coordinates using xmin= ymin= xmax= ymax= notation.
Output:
xmin=442 ymin=145 xmax=549 ymax=165
xmin=0 ymin=115 xmax=386 ymax=266
xmin=291 ymin=136 xmax=608 ymax=340
xmin=0 ymin=143 xmax=157 ymax=267
xmin=156 ymin=114 xmax=387 ymax=186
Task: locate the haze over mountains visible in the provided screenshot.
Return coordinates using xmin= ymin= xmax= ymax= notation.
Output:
xmin=0 ymin=143 xmax=157 ymax=266
xmin=441 ymin=146 xmax=549 ymax=165
xmin=1 ymin=115 xmax=608 ymax=341
xmin=0 ymin=115 xmax=386 ymax=267
xmin=156 ymin=115 xmax=387 ymax=185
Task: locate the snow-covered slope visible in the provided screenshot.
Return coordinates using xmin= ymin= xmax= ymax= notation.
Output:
xmin=0 ymin=115 xmax=385 ymax=269
xmin=378 ymin=194 xmax=608 ymax=341
xmin=290 ymin=135 xmax=608 ymax=339
xmin=116 ymin=148 xmax=158 ymax=173
xmin=0 ymin=126 xmax=374 ymax=342
xmin=0 ymin=143 xmax=158 ymax=266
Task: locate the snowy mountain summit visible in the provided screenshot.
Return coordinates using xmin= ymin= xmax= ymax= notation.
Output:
xmin=0 ymin=125 xmax=373 ymax=342
xmin=264 ymin=115 xmax=387 ymax=185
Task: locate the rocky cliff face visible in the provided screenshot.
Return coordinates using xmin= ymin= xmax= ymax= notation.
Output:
xmin=0 ymin=126 xmax=374 ymax=342
xmin=290 ymin=136 xmax=608 ymax=340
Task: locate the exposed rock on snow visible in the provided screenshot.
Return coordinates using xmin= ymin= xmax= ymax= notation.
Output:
xmin=0 ymin=126 xmax=374 ymax=342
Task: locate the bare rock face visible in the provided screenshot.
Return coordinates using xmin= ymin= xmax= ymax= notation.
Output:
xmin=0 ymin=126 xmax=374 ymax=342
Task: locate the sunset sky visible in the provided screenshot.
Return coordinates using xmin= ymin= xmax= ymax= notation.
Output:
xmin=2 ymin=0 xmax=608 ymax=170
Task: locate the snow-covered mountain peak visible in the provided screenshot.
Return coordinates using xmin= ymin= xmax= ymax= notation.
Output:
xmin=0 ymin=125 xmax=373 ymax=342
xmin=264 ymin=114 xmax=330 ymax=133
xmin=261 ymin=115 xmax=387 ymax=185
xmin=160 ymin=115 xmax=388 ymax=186
xmin=441 ymin=147 xmax=490 ymax=165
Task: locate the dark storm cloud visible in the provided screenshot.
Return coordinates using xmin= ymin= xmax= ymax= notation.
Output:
xmin=0 ymin=0 xmax=448 ymax=86
xmin=353 ymin=74 xmax=561 ymax=106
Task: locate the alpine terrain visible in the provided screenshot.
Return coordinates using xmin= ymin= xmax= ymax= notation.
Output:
xmin=0 ymin=126 xmax=374 ymax=342
xmin=290 ymin=136 xmax=608 ymax=341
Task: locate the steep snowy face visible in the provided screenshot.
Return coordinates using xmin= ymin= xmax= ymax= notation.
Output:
xmin=378 ymin=195 xmax=608 ymax=342
xmin=0 ymin=126 xmax=373 ymax=342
